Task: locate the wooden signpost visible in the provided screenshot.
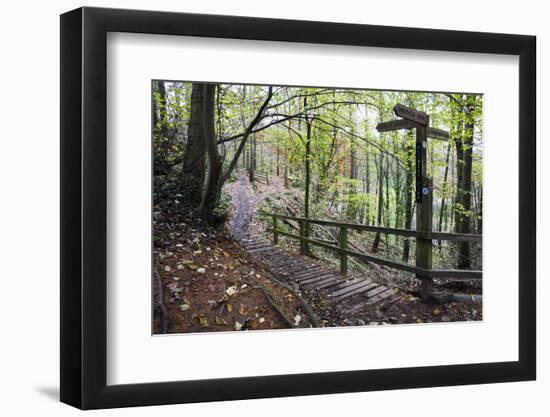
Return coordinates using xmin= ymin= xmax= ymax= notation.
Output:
xmin=393 ymin=103 xmax=429 ymax=125
xmin=376 ymin=103 xmax=449 ymax=301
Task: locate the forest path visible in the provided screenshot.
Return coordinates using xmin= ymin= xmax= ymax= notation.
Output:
xmin=227 ymin=175 xmax=259 ymax=240
xmin=226 ymin=174 xmax=400 ymax=315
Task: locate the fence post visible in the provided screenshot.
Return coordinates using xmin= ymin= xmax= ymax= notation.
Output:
xmin=299 ymin=220 xmax=307 ymax=255
xmin=272 ymin=215 xmax=278 ymax=245
xmin=339 ymin=226 xmax=348 ymax=273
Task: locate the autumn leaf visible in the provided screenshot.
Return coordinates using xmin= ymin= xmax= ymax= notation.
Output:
xmin=215 ymin=316 xmax=227 ymax=325
xmin=167 ymin=283 xmax=183 ymax=293
xmin=198 ymin=316 xmax=209 ymax=327
xmin=226 ymin=286 xmax=237 ymax=296
xmin=226 ymin=303 xmax=233 ymax=312
xmin=180 ymin=303 xmax=190 ymax=311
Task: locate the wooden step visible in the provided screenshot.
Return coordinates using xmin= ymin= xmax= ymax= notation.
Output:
xmin=315 ymin=277 xmax=346 ymax=290
xmin=332 ymin=282 xmax=378 ymax=303
xmin=365 ymin=288 xmax=397 ymax=305
xmin=303 ymin=276 xmax=341 ymax=290
xmin=298 ymin=272 xmax=336 ymax=285
xmin=363 ymin=285 xmax=389 ymax=300
xmin=293 ymin=266 xmax=328 ymax=279
xmin=328 ymin=280 xmax=373 ymax=299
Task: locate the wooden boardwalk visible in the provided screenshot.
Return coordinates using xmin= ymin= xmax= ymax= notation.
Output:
xmin=239 ymin=235 xmax=401 ymax=312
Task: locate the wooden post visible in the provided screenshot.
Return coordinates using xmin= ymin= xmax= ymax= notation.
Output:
xmin=272 ymin=215 xmax=278 ymax=245
xmin=339 ymin=226 xmax=348 ymax=273
xmin=299 ymin=220 xmax=307 ymax=255
xmin=375 ymin=103 xmax=446 ymax=302
xmin=415 ymin=124 xmax=433 ymax=301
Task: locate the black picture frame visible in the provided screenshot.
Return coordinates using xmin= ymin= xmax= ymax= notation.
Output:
xmin=60 ymin=6 xmax=536 ymax=410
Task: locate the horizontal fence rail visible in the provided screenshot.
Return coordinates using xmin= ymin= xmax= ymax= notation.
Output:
xmin=268 ymin=213 xmax=482 ymax=243
xmin=265 ymin=212 xmax=482 ymax=280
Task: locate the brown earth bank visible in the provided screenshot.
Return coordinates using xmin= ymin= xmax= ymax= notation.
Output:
xmin=153 ymin=199 xmax=314 ymax=334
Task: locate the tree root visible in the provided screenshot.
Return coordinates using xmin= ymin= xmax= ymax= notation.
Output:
xmin=260 ymin=267 xmax=320 ymax=327
xmin=258 ymin=284 xmax=294 ymax=328
xmin=154 ymin=268 xmax=170 ymax=333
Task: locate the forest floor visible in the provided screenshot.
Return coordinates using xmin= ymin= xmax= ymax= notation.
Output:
xmin=153 ymin=174 xmax=482 ymax=334
xmin=153 ymin=186 xmax=315 ymax=334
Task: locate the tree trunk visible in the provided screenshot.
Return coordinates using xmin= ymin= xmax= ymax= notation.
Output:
xmin=457 ymin=97 xmax=475 ymax=268
xmin=372 ymin=151 xmax=384 ymax=253
xmin=365 ymin=150 xmax=371 ymax=224
xmin=198 ymin=84 xmax=222 ymax=218
xmin=276 ymin=146 xmax=280 ymax=176
xmin=402 ymin=135 xmax=414 ymax=262
xmin=183 ymin=83 xmax=206 ymax=182
xmin=438 ymin=140 xmax=452 ymax=250
xmin=248 ymin=136 xmax=255 ymax=183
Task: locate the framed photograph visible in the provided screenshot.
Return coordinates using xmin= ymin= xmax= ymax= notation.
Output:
xmin=60 ymin=6 xmax=536 ymax=409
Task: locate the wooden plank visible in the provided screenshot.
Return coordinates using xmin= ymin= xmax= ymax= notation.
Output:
xmin=367 ymin=290 xmax=400 ymax=306
xmin=363 ymin=285 xmax=389 ymax=300
xmin=427 ymin=127 xmax=450 ymax=140
xmin=299 ymin=273 xmax=337 ymax=285
xmin=332 ymin=282 xmax=378 ymax=302
xmin=430 ymin=269 xmax=482 ymax=279
xmin=393 ymin=103 xmax=429 ymax=125
xmin=376 ymin=119 xmax=416 ymax=132
xmin=268 ymin=222 xmax=482 ymax=241
xmin=314 ymin=277 xmax=346 ymax=290
xmin=271 ymin=259 xmax=314 ymax=269
xmin=247 ymin=245 xmax=273 ymax=253
xmin=329 ymin=280 xmax=372 ymax=298
xmin=303 ymin=276 xmax=340 ymax=289
xmin=293 ymin=266 xmax=328 ymax=279
xmin=427 ymin=231 xmax=482 ymax=242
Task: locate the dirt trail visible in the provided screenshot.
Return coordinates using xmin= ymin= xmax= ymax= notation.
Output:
xmin=226 ymin=174 xmax=286 ymax=241
xmin=227 ymin=175 xmax=257 ymax=240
